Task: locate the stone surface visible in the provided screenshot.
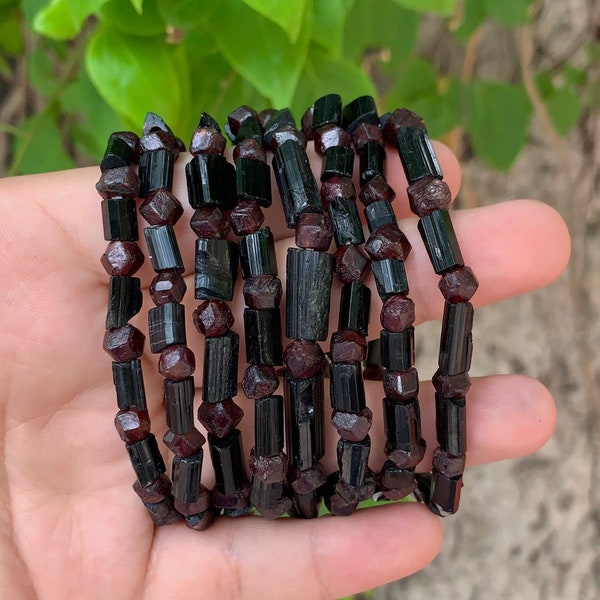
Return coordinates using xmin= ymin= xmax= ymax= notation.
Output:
xmin=242 ymin=364 xmax=279 ymax=399
xmin=190 ymin=206 xmax=230 ymax=239
xmin=249 ymin=449 xmax=288 ymax=483
xmin=333 ymin=245 xmax=369 ymax=283
xmin=133 ymin=473 xmax=172 ymax=503
xmin=439 ymin=266 xmax=480 ymax=302
xmin=229 ymin=199 xmax=264 ymax=236
xmin=103 ymin=325 xmax=145 ymax=362
xmin=295 ymin=212 xmax=333 ymax=251
xmin=359 ymin=174 xmax=396 ymax=206
xmin=331 ymin=407 xmax=373 ymax=442
xmin=330 ymin=329 xmax=368 ymax=363
xmin=365 ymin=222 xmax=411 ymax=261
xmin=314 ymin=124 xmax=352 ymax=155
xmin=114 ymin=408 xmax=151 ymax=442
xmin=163 ymin=428 xmax=205 ymax=458
xmin=189 ymin=127 xmax=226 ymax=155
xmin=101 ymin=241 xmax=144 ymax=276
xmin=243 ymin=274 xmax=282 ymax=309
xmin=380 ymin=295 xmax=416 ymax=332
xmin=407 ymin=175 xmax=452 ymax=217
xmin=149 ymin=271 xmax=186 ymax=306
xmin=320 ymin=176 xmax=356 ymax=204
xmin=283 ymin=339 xmax=326 ymax=379
xmin=139 ymin=188 xmax=183 ymax=226
xmin=197 ymin=399 xmax=244 ymax=438
xmin=158 ymin=344 xmax=195 ymax=380
xmin=192 ymin=300 xmax=234 ymax=337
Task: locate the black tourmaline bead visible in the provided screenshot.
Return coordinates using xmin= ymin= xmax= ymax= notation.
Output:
xmin=313 ymin=94 xmax=342 ymax=128
xmin=238 ymin=227 xmax=277 ymax=280
xmin=337 ymin=436 xmax=371 ymax=487
xmin=202 ymin=331 xmax=239 ymax=403
xmin=186 ymin=154 xmax=236 ymax=210
xmin=383 ymin=397 xmax=421 ymax=451
xmin=327 ymin=197 xmax=364 ymax=246
xmin=365 ymin=200 xmax=396 ymax=233
xmin=236 ymin=157 xmax=272 ymax=207
xmin=139 ymin=149 xmax=174 ymax=197
xmin=371 ymin=258 xmax=409 ymax=299
xmin=273 ymin=139 xmax=321 ymax=228
xmin=418 ymin=210 xmax=464 ymax=274
xmin=165 ymin=377 xmax=195 ymax=434
xmin=255 ymin=395 xmax=284 ymax=456
xmin=101 ymin=197 xmax=138 ymax=241
xmin=232 ymin=114 xmax=262 ymax=144
xmin=322 ymin=146 xmax=354 ymax=180
xmin=106 ymin=276 xmax=143 ymax=329
xmin=244 ymin=309 xmax=283 ymax=365
xmin=172 ymin=451 xmax=204 ymax=503
xmin=126 ymin=434 xmax=166 ymax=487
xmin=286 ymin=248 xmax=334 ymax=341
xmin=144 ymin=225 xmax=184 ymax=273
xmin=284 ymin=373 xmax=325 ymax=470
xmin=330 ymin=363 xmax=366 ymax=413
xmin=359 ymin=141 xmax=385 ymax=187
xmin=429 ymin=471 xmax=462 ymax=516
xmin=148 ymin=302 xmax=186 ymax=353
xmin=381 ymin=328 xmax=415 ymax=372
xmin=262 ymin=108 xmax=296 ymax=147
xmin=199 ymin=111 xmax=221 ymax=131
xmin=143 ymin=496 xmax=180 ymax=526
xmin=101 ymin=134 xmax=136 ymax=172
xmin=290 ymin=490 xmax=319 ymax=519
xmin=439 ymin=301 xmax=474 ymax=375
xmin=113 ymin=359 xmax=146 ymax=410
xmin=251 ymin=479 xmax=289 ymax=517
xmin=342 ymin=96 xmax=379 ymax=134
xmin=339 ymin=281 xmax=371 ymax=335
xmin=195 ymin=238 xmax=238 ymax=301
xmin=436 ymin=394 xmax=467 ymax=456
xmin=210 ymin=429 xmax=247 ymax=497
xmin=396 ymin=126 xmax=442 ymax=183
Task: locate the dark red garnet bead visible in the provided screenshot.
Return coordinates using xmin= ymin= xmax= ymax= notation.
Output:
xmin=330 ymin=329 xmax=368 ymax=363
xmin=114 ymin=408 xmax=151 ymax=442
xmin=133 ymin=473 xmax=172 ymax=503
xmin=352 ymin=122 xmax=384 ymax=150
xmin=380 ymin=295 xmax=415 ymax=332
xmin=103 ymin=325 xmax=145 ymax=362
xmin=382 ymin=108 xmax=425 ymax=145
xmin=320 ymin=176 xmax=356 ymax=204
xmin=358 ymin=174 xmax=396 ymax=206
xmin=158 ymin=344 xmax=196 ymax=380
xmin=407 ymin=176 xmax=452 ymax=217
xmin=149 ymin=271 xmax=187 ymax=306
xmin=314 ymin=124 xmax=352 ymax=155
xmin=229 ymin=199 xmax=264 ymax=236
xmin=189 ymin=127 xmax=226 ymax=156
xmin=295 ymin=212 xmax=333 ymax=251
xmin=331 ymin=407 xmax=373 ymax=442
xmin=197 ymin=399 xmax=244 ymax=438
xmin=192 ymin=300 xmax=234 ymax=337
xmin=242 ymin=364 xmax=279 ymax=399
xmin=249 ymin=448 xmax=288 ymax=484
xmin=190 ymin=206 xmax=230 ymax=239
xmin=365 ymin=223 xmax=411 ymax=261
xmin=163 ymin=428 xmax=206 ymax=458
xmin=439 ymin=266 xmax=479 ymax=302
xmin=283 ymin=340 xmax=326 ymax=379
xmin=432 ymin=447 xmax=466 ymax=479
xmin=334 ymin=245 xmax=369 ymax=283
xmin=139 ymin=189 xmax=184 ymax=226
xmin=243 ymin=275 xmax=283 ymax=309
xmin=233 ymin=138 xmax=266 ymax=162
xmin=96 ymin=166 xmax=140 ymax=199
xmin=101 ymin=241 xmax=144 ymax=276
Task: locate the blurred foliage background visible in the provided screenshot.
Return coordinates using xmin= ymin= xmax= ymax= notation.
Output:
xmin=0 ymin=0 xmax=593 ymax=177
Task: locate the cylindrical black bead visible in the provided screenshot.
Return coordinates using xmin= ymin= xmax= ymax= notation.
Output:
xmin=238 ymin=227 xmax=277 ymax=280
xmin=255 ymin=395 xmax=284 ymax=456
xmin=144 ymin=225 xmax=184 ymax=273
xmin=233 ymin=115 xmax=262 ymax=144
xmin=148 ymin=302 xmax=186 ymax=353
xmin=327 ymin=197 xmax=364 ymax=246
xmin=101 ymin=197 xmax=138 ymax=241
xmin=365 ymin=200 xmax=396 ymax=233
xmin=262 ymin=108 xmax=296 ymax=146
xmin=418 ymin=210 xmax=464 ymax=274
xmin=112 ymin=359 xmax=146 ymax=410
xmin=285 ymin=248 xmax=334 ymax=341
xmin=435 ymin=394 xmax=467 ymax=456
xmin=339 ymin=282 xmax=371 ymax=335
xmin=106 ymin=276 xmax=143 ymax=329
xmin=291 ymin=489 xmax=319 ymax=519
xmin=396 ymin=126 xmax=443 ymax=183
xmin=359 ymin=141 xmax=385 ymax=187
xmin=273 ymin=139 xmax=321 ymax=227
xmin=101 ymin=135 xmax=135 ymax=172
xmin=244 ymin=309 xmax=283 ymax=365
xmin=438 ymin=301 xmax=474 ymax=375
xmin=126 ymin=434 xmax=166 ymax=487
xmin=250 ymin=479 xmax=286 ymax=512
xmin=139 ymin=149 xmax=174 ymax=196
xmin=429 ymin=471 xmax=462 ymax=517
xmin=381 ymin=327 xmax=415 ymax=372
xmin=337 ymin=436 xmax=371 ymax=487
xmin=186 ymin=154 xmax=236 ymax=210
xmin=383 ymin=397 xmax=422 ymax=451
xmin=209 ymin=429 xmax=247 ymax=496
xmin=195 ymin=238 xmax=238 ymax=301
xmin=284 ymin=373 xmax=325 ymax=470
xmin=236 ymin=157 xmax=272 ymax=207
xmin=321 ymin=146 xmax=354 ymax=180
xmin=342 ymin=96 xmax=379 ymax=133
xmin=202 ymin=331 xmax=239 ymax=403
xmin=330 ymin=363 xmax=366 ymax=413
xmin=172 ymin=451 xmax=204 ymax=503
xmin=165 ymin=377 xmax=195 ymax=434
xmin=313 ymin=94 xmax=342 ymax=128
xmin=371 ymin=258 xmax=409 ymax=299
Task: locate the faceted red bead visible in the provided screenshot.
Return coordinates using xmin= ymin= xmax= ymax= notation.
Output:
xmin=378 ymin=462 xmax=416 ymax=500
xmin=331 ymin=407 xmax=373 ymax=442
xmin=380 ymin=295 xmax=415 ymax=332
xmin=295 ymin=212 xmax=333 ymax=251
xmin=243 ymin=275 xmax=282 ymax=309
xmin=335 ymin=471 xmax=376 ymax=504
xmin=432 ymin=446 xmax=466 ymax=478
xmin=233 ymin=138 xmax=266 ymax=162
xmin=382 ymin=108 xmax=425 ymax=145
xmin=365 ymin=222 xmax=411 ymax=261
xmin=101 ymin=241 xmax=144 ymax=276
xmin=407 ymin=176 xmax=452 ymax=217
xmin=114 ymin=408 xmax=151 ymax=442
xmin=139 ymin=188 xmax=184 ymax=226
xmin=283 ymin=340 xmax=325 ymax=379
xmin=174 ymin=485 xmax=211 ymax=515
xmin=150 ymin=271 xmax=187 ymax=305
xmin=352 ymin=122 xmax=383 ymax=150
xmin=103 ymin=325 xmax=145 ymax=361
xmin=249 ymin=448 xmax=288 ymax=483
xmin=320 ymin=176 xmax=356 ymax=204
xmin=383 ymin=367 xmax=419 ymax=401
xmin=326 ymin=491 xmax=358 ymax=516
xmin=386 ymin=438 xmax=426 ymax=469
xmin=190 ymin=206 xmax=230 ymax=239
xmin=330 ymin=329 xmax=368 ymax=362
xmin=289 ymin=465 xmax=327 ymax=494
xmin=197 ymin=399 xmax=244 ymax=438
xmin=133 ymin=473 xmax=172 ymax=503
xmin=228 ymin=105 xmax=259 ymax=136
xmin=213 ymin=482 xmax=251 ymax=511
xmin=158 ymin=344 xmax=196 ymax=380
xmin=242 ymin=364 xmax=279 ymax=399
xmin=314 ymin=124 xmax=352 ymax=155
xmin=358 ymin=174 xmax=396 ymax=206
xmin=270 ymin=127 xmax=306 ymax=152
xmin=140 ymin=130 xmax=180 ymax=157
xmin=163 ymin=428 xmax=206 ymax=457
xmin=439 ymin=266 xmax=479 ymax=302
xmin=301 ymin=105 xmax=315 ymax=140
xmin=189 ymin=128 xmax=226 ymax=155
xmin=259 ymin=108 xmax=278 ymax=130
xmin=193 ymin=301 xmax=234 ymax=337
xmin=229 ymin=199 xmax=264 ymax=236
xmin=432 ymin=369 xmax=471 ymax=398
xmin=96 ymin=166 xmax=139 ymax=199
xmin=334 ymin=245 xmax=369 ymax=283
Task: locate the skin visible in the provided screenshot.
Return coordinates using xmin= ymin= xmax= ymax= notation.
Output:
xmin=0 ymin=142 xmax=570 ymax=600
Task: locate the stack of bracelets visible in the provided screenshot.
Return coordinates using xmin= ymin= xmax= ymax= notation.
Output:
xmin=96 ymin=94 xmax=478 ymax=529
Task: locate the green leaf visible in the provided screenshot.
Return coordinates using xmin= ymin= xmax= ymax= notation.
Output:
xmin=408 ymin=79 xmax=461 ymax=139
xmin=453 ymin=0 xmax=487 ymax=42
xmin=466 ymin=81 xmax=531 ymax=169
xmin=482 ymin=0 xmax=533 ymax=26
xmin=157 ymin=0 xmax=220 ymax=28
xmin=21 ymin=0 xmax=50 ymax=27
xmin=390 ymin=0 xmax=456 ymax=16
xmin=385 ymin=58 xmax=438 ymax=104
xmin=241 ymin=0 xmax=306 ymax=43
xmin=130 ymin=0 xmax=144 ymax=14
xmin=311 ymin=0 xmax=355 ymax=58
xmin=27 ymin=41 xmax=61 ymax=97
xmin=544 ymin=86 xmax=582 ymax=135
xmin=0 ymin=6 xmax=24 ymax=54
xmin=33 ymin=0 xmax=110 ymax=40
xmin=98 ymin=0 xmax=166 ymax=37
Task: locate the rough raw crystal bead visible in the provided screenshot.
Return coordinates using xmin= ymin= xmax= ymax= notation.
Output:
xmin=333 ymin=245 xmax=369 ymax=283
xmin=198 ymin=399 xmax=244 ymax=438
xmin=327 ymin=197 xmax=364 ymax=246
xmin=380 ymin=327 xmax=415 ymax=371
xmin=342 ymin=96 xmax=379 ymax=134
xmin=184 ymin=510 xmax=215 ymax=530
xmin=284 ymin=372 xmax=325 ymax=470
xmin=383 ymin=367 xmax=419 ymax=401
xmin=243 ymin=275 xmax=282 ymax=309
xmin=324 ymin=486 xmax=358 ymax=517
xmin=100 ymin=132 xmax=138 ymax=171
xmin=227 ymin=105 xmax=261 ymax=143
xmin=229 ymin=199 xmax=264 ymax=236
xmin=140 ymin=129 xmax=181 ymax=158
xmin=365 ymin=223 xmax=411 ymax=261
xmin=133 ymin=473 xmax=172 ymax=503
xmin=337 ymin=436 xmax=371 ymax=488
xmin=362 ymin=340 xmax=384 ymax=382
xmin=289 ymin=464 xmax=327 ymax=495
xmin=262 ymin=107 xmax=296 ymax=141
xmin=371 ymin=258 xmax=409 ymax=299
xmin=365 ymin=199 xmax=396 ymax=233
xmin=273 ymin=139 xmax=321 ymax=228
xmin=322 ymin=146 xmax=354 ymax=180
xmin=114 ymin=408 xmax=151 ymax=443
xmin=286 ymin=248 xmax=333 ymax=341
xmin=387 ymin=438 xmax=426 ymax=470
xmin=101 ymin=241 xmax=144 ymax=276
xmin=126 ymin=434 xmax=166 ymax=487
xmin=236 ymin=157 xmax=272 ymax=207
xmin=250 ymin=479 xmax=292 ymax=519
xmin=358 ymin=174 xmax=396 ymax=206
xmin=242 ymin=364 xmax=279 ymax=399
xmin=418 ymin=210 xmax=464 ymax=274
xmin=210 ymin=429 xmax=249 ymax=503
xmin=158 ymin=344 xmax=195 ymax=380
xmin=105 ymin=276 xmax=143 ymax=329
xmin=433 ymin=446 xmax=466 ymax=479
xmin=192 ymin=300 xmax=234 ymax=338
xmin=383 ymin=397 xmax=422 ymax=451
xmin=234 ymin=138 xmax=267 ymax=162
xmin=429 ymin=471 xmax=462 ymax=517
xmin=407 ymin=176 xmax=452 ymax=217
xmin=435 ymin=394 xmax=467 ymax=456
xmin=149 ymin=271 xmax=186 ymax=306
xmin=396 ymin=127 xmax=443 ymax=184
xmin=359 ymin=141 xmax=385 ymax=187
xmin=381 ymin=108 xmax=425 ymax=144
xmin=438 ymin=301 xmax=474 ymax=375
xmin=300 ymin=105 xmax=314 ymax=139
xmin=139 ymin=188 xmax=183 ymax=226
xmin=352 ymin=122 xmax=384 ymax=150
xmin=270 ymin=127 xmax=307 ymax=152
xmin=330 ymin=329 xmax=368 ymax=363
xmin=104 ymin=325 xmax=145 ymax=362
xmin=143 ymin=496 xmax=181 ymax=526
xmin=138 ymin=149 xmax=174 ymax=196
xmin=283 ymin=339 xmax=326 ymax=379
xmin=339 ymin=282 xmax=371 ymax=335
xmin=227 ymin=105 xmax=258 ymax=134
xmin=238 ymin=227 xmax=277 ymax=280
xmin=113 ymin=359 xmax=146 ymax=410
xmin=320 ymin=176 xmax=356 ymax=204
xmin=335 ymin=472 xmax=377 ymax=506
xmin=202 ymin=331 xmax=239 ymax=403
xmin=195 ymin=238 xmax=238 ymax=301
xmin=144 ymin=225 xmax=184 ymax=273
xmin=164 ymin=377 xmax=195 ymax=434
xmin=174 ymin=485 xmax=211 ymax=517
xmin=172 ymin=451 xmax=204 ymax=504
xmin=190 ymin=206 xmax=230 ymax=239
xmin=314 ymin=125 xmax=352 ymax=155
xmin=380 ymin=294 xmax=415 ymax=332
xmin=96 ymin=167 xmax=139 ymax=199
xmin=295 ymin=212 xmax=333 ymax=251
xmin=189 ymin=127 xmax=226 ymax=155
xmin=439 ymin=266 xmax=479 ymax=302
xmin=290 ymin=488 xmax=321 ymax=519
xmin=249 ymin=449 xmax=288 ymax=483
xmin=331 ymin=407 xmax=373 ymax=442
xmin=244 ymin=309 xmax=283 ymax=366
xmin=330 ymin=362 xmax=366 ymax=413
xmin=148 ymin=302 xmax=186 ymax=353
xmin=414 ymin=472 xmax=432 ymax=505
xmin=432 ymin=369 xmax=471 ymax=398
xmin=378 ymin=460 xmax=416 ymax=500
xmin=313 ymin=94 xmax=342 ymax=128
xmin=186 ymin=154 xmax=236 ymax=210
xmin=101 ymin=197 xmax=138 ymax=241
xmin=142 ymin=111 xmax=173 ymax=135
xmin=196 ymin=111 xmax=221 ymax=132
xmin=163 ymin=428 xmax=206 ymax=458
xmin=254 ymin=395 xmax=284 ymax=457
